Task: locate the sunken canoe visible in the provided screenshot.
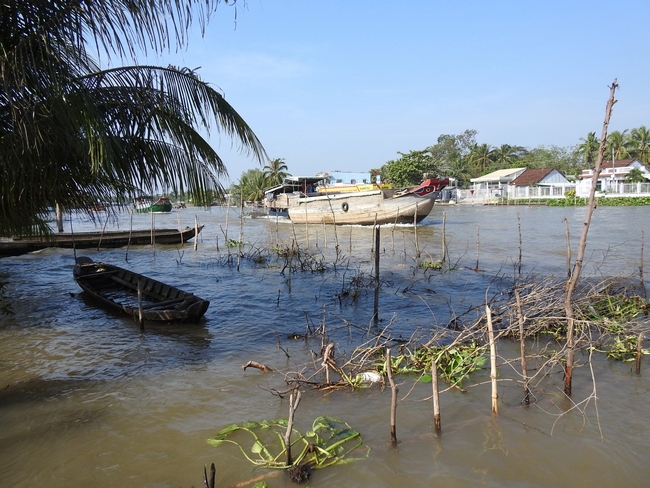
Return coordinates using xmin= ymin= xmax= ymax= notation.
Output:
xmin=73 ymin=256 xmax=210 ymax=322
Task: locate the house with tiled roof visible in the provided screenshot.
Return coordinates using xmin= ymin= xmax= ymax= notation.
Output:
xmin=508 ymin=168 xmax=574 ymax=199
xmin=576 ymin=158 xmax=650 ymax=197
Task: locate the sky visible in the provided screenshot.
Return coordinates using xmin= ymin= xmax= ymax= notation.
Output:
xmin=143 ymin=0 xmax=650 ymax=184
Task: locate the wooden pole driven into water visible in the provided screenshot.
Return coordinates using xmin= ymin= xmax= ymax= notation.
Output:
xmin=386 ymin=348 xmax=398 ymax=446
xmin=564 ymin=79 xmax=618 ymax=396
xmin=475 ymin=225 xmax=480 ymax=270
xmin=517 ymin=211 xmax=522 ymax=274
xmin=515 ymin=289 xmax=530 ymax=405
xmin=283 ymin=388 xmax=302 ymax=466
xmin=373 ymin=225 xmax=380 ymax=327
xmin=194 ymin=215 xmax=199 ymax=251
xmin=237 ymin=193 xmax=243 ymax=272
xmin=636 ymin=332 xmax=644 ymax=374
xmin=431 ymin=359 xmax=441 ymax=436
xmin=137 ymin=278 xmax=144 ymax=331
xmin=640 ymin=231 xmax=645 ymax=297
xmin=486 ymin=305 xmax=498 ymax=414
xmin=441 ymin=212 xmax=447 ymax=265
xmin=414 ymin=204 xmax=420 ymax=258
xmin=564 ymin=217 xmax=572 ymax=279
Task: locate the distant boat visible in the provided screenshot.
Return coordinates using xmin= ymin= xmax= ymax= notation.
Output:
xmin=73 ymin=256 xmax=210 ymax=322
xmin=135 ymin=196 xmax=173 ymax=213
xmin=264 ymin=176 xmax=449 ymax=225
xmin=1 ymin=226 xmax=204 ymax=257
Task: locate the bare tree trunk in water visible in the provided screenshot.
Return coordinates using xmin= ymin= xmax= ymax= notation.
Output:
xmin=564 ymin=79 xmax=618 ymax=396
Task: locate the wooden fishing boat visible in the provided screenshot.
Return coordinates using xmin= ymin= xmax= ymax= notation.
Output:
xmin=265 ymin=176 xmax=449 ymax=225
xmin=1 ymin=226 xmax=204 ymax=257
xmin=73 ymin=256 xmax=210 ymax=322
xmin=135 ymin=196 xmax=173 ymax=213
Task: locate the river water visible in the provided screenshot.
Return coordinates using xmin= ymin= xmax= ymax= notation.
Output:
xmin=0 ymin=204 xmax=649 ymax=487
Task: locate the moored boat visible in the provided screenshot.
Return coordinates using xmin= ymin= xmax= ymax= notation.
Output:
xmin=1 ymin=226 xmax=204 ymax=257
xmin=135 ymin=196 xmax=173 ymax=213
xmin=73 ymin=256 xmax=210 ymax=322
xmin=265 ymin=175 xmax=449 ymax=225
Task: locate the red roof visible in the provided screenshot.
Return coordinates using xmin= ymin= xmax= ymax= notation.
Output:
xmin=509 ymin=168 xmax=555 ymax=186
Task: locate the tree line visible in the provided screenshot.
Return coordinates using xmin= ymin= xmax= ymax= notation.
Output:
xmin=375 ymin=126 xmax=650 ymax=188
xmin=231 ymin=126 xmax=650 ymax=200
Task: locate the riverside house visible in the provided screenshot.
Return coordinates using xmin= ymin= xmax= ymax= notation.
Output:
xmin=575 ymin=158 xmax=650 ymax=197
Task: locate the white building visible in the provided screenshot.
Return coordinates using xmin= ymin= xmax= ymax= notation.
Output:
xmin=575 ymin=158 xmax=650 ymax=197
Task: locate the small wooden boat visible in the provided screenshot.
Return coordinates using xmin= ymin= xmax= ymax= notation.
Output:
xmin=73 ymin=256 xmax=210 ymax=322
xmin=1 ymin=226 xmax=203 ymax=257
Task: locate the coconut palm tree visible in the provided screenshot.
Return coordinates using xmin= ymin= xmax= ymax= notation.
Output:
xmin=1 ymin=0 xmax=265 ymax=237
xmin=467 ymin=143 xmax=495 ymax=176
xmin=263 ymin=158 xmax=290 ymax=186
xmin=491 ymin=144 xmax=527 ymax=169
xmin=629 ymin=126 xmax=650 ymax=164
xmin=231 ymin=169 xmax=269 ymax=204
xmin=625 ymin=167 xmax=647 ymax=183
xmin=606 ymin=130 xmax=630 ymax=161
xmin=576 ymin=132 xmax=600 ymax=166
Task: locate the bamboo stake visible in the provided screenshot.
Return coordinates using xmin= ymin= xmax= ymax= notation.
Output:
xmin=517 ymin=211 xmax=522 ymax=274
xmin=305 ymin=207 xmax=309 ymax=248
xmin=475 ymin=225 xmax=480 ymax=270
xmin=515 ymin=289 xmax=530 ymax=405
xmin=203 ymin=463 xmax=216 ymax=488
xmin=564 ymin=217 xmax=572 ymax=279
xmin=373 ymin=225 xmax=380 ymax=327
xmin=635 ymin=332 xmax=644 ymax=374
xmin=414 ymin=204 xmax=420 ymax=258
xmin=486 ymin=305 xmax=498 ymax=415
xmin=349 ymin=226 xmax=353 ymax=253
xmin=441 ymin=211 xmax=447 ymax=266
xmin=386 ymin=348 xmax=398 ymax=446
xmin=640 ymin=231 xmax=645 ymax=297
xmin=194 ymin=215 xmax=199 ymax=251
xmin=237 ymin=193 xmax=243 ymax=272
xmin=283 ymin=388 xmax=302 ymax=466
xmin=137 ymin=278 xmax=144 ymax=331
xmin=431 ymin=359 xmax=441 ymax=436
xmin=564 ymin=79 xmax=618 ymax=396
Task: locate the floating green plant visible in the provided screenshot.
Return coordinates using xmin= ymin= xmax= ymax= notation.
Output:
xmin=206 ymin=415 xmax=369 ymax=471
xmin=375 ymin=342 xmax=487 ymax=388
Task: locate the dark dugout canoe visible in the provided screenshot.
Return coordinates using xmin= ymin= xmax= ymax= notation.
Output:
xmin=73 ymin=256 xmax=210 ymax=323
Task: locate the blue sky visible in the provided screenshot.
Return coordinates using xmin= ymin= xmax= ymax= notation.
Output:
xmin=148 ymin=1 xmax=650 ymax=183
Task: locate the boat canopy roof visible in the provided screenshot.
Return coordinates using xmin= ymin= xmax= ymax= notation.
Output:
xmin=265 ymin=176 xmax=327 ymax=196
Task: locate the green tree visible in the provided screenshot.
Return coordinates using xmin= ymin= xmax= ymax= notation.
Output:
xmin=520 ymin=146 xmax=581 ymax=176
xmin=1 ymin=0 xmax=265 ymax=236
xmin=381 ymin=150 xmax=438 ymax=187
xmin=231 ymin=169 xmax=268 ymax=204
xmin=467 ymin=143 xmax=495 ymax=176
xmin=576 ymin=132 xmax=600 ymax=166
xmin=625 ymin=167 xmax=647 ymax=183
xmin=607 ymin=130 xmax=630 ymax=161
xmin=491 ymin=144 xmax=527 ymax=168
xmin=629 ymin=126 xmax=650 ymax=164
xmin=263 ymin=158 xmax=290 ymax=186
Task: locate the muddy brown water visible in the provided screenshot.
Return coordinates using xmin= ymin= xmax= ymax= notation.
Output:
xmin=1 ymin=204 xmax=649 ymax=487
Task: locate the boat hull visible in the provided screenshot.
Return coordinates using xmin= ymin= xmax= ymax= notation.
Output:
xmin=287 ymin=190 xmax=438 ymax=225
xmin=1 ymin=226 xmax=204 ymax=257
xmin=73 ymin=257 xmax=209 ymax=323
